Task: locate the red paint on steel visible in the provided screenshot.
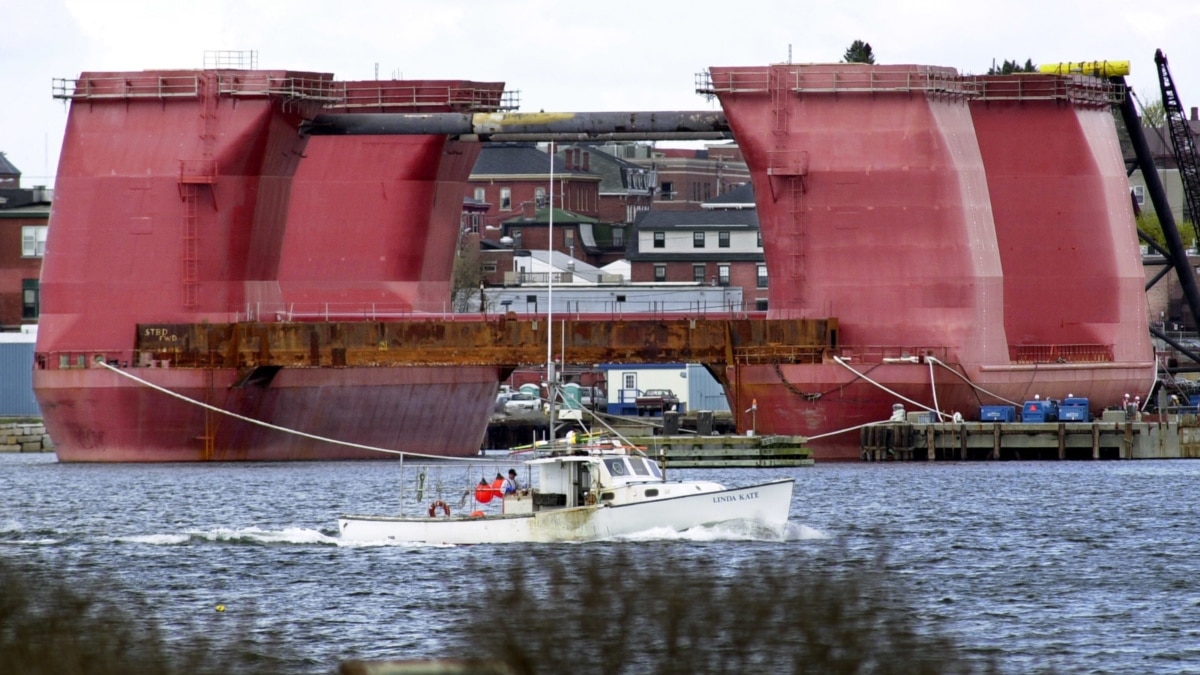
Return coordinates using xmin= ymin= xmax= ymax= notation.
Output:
xmin=709 ymin=63 xmax=1155 ymax=460
xmin=36 ymin=70 xmax=507 ymax=462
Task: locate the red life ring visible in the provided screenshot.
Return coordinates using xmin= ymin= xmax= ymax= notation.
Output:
xmin=428 ymin=500 xmax=450 ymax=517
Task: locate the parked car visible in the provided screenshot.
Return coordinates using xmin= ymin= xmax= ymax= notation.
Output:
xmin=494 ymin=391 xmax=514 ymax=414
xmin=579 ymin=386 xmax=608 ymax=410
xmin=504 ymin=392 xmax=541 ymax=414
xmin=635 ymin=388 xmax=679 ymax=416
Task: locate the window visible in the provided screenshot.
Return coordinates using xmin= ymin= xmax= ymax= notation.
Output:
xmin=512 ymin=228 xmax=522 ymax=247
xmin=693 ymin=231 xmax=705 ymax=248
xmin=500 ymin=188 xmax=512 ymax=210
xmin=624 ymin=372 xmax=637 ymax=389
xmin=719 ymin=231 xmax=730 ymax=248
xmin=661 ymin=181 xmax=674 ymax=201
xmin=613 ymin=227 xmax=625 ymax=247
xmin=482 ymin=263 xmax=497 ymax=273
xmin=1133 ymin=185 xmax=1145 ymax=206
xmin=654 ymin=264 xmax=667 ymax=282
xmin=535 ymin=187 xmax=547 ymax=207
xmin=22 ymin=279 xmax=39 ymax=319
xmin=693 ymin=264 xmax=706 ymax=283
xmin=756 ymin=230 xmax=763 ymax=248
xmin=755 ymin=298 xmax=769 ymax=311
xmin=22 ymin=226 xmax=48 ymax=257
xmin=474 ymin=187 xmax=485 ymax=202
xmin=653 ymin=231 xmax=665 ymax=248
xmin=757 ymin=264 xmax=768 ymax=288
xmin=564 ymin=229 xmax=574 ymax=251
xmin=718 ymin=264 xmax=730 ymax=286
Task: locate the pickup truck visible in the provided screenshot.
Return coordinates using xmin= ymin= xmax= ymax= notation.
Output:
xmin=635 ymin=388 xmax=679 ymax=416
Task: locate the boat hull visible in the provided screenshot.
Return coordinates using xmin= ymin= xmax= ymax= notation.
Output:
xmin=338 ymin=479 xmax=794 ymax=544
xmin=34 ymin=365 xmax=500 ymax=462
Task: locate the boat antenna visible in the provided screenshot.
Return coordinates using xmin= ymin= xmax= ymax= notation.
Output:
xmin=546 ymin=141 xmax=556 ymax=440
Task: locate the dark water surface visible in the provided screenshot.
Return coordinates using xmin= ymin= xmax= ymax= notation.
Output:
xmin=4 ymin=454 xmax=1200 ymax=673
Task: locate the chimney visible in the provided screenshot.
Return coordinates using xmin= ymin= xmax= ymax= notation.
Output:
xmin=1192 ymin=106 xmax=1198 ymax=121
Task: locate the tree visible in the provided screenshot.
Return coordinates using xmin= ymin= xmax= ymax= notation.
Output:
xmin=987 ymin=59 xmax=1037 ymax=75
xmin=1137 ymin=209 xmax=1197 ymax=251
xmin=450 ymin=234 xmax=487 ymax=313
xmin=842 ymin=40 xmax=875 ymax=64
xmin=1140 ymin=98 xmax=1167 ymax=128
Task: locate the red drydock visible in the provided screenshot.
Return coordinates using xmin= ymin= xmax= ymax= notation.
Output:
xmin=706 ymin=63 xmax=1155 ymax=460
xmin=35 ymin=69 xmax=508 ymax=461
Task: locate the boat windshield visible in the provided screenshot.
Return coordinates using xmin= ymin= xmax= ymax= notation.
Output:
xmin=603 ymin=456 xmax=663 ymax=481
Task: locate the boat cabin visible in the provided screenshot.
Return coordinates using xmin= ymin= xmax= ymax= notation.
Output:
xmin=503 ymin=445 xmax=722 ymax=515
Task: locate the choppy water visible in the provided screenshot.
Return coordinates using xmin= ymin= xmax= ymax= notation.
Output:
xmin=3 ymin=454 xmax=1200 ymax=673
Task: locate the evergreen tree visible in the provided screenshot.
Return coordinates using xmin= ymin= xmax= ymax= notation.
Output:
xmin=843 ymin=40 xmax=876 ymax=64
xmin=987 ymin=58 xmax=1037 ymax=75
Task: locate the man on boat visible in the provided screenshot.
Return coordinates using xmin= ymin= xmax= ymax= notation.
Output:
xmin=504 ymin=469 xmax=523 ymax=494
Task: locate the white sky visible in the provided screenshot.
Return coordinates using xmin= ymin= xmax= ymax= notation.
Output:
xmin=2 ymin=0 xmax=1198 ymax=188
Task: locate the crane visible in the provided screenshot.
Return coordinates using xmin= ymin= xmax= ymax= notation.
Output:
xmin=1156 ymin=49 xmax=1200 ymax=228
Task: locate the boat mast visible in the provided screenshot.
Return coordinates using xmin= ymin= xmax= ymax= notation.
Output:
xmin=547 ymin=141 xmax=556 ymax=440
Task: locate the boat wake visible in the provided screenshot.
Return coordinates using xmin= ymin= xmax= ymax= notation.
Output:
xmin=616 ymin=519 xmax=826 ymax=543
xmin=114 ymin=527 xmax=339 ymax=547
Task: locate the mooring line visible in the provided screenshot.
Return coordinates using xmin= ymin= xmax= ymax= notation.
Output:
xmin=98 ymin=362 xmax=484 ymax=462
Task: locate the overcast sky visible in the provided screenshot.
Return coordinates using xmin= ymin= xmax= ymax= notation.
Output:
xmin=2 ymin=0 xmax=1197 ymax=187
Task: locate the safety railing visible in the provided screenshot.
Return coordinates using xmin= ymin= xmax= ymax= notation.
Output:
xmin=698 ymin=66 xmax=973 ymax=98
xmin=335 ymin=83 xmax=518 ymax=112
xmin=53 ymin=75 xmax=202 ymax=100
xmin=968 ymin=74 xmax=1122 ymax=107
xmin=1009 ymin=343 xmax=1115 ymax=364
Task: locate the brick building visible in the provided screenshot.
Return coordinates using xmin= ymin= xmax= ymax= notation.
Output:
xmin=627 ymin=183 xmax=766 ymax=311
xmin=0 ymin=153 xmax=50 ymax=330
xmin=467 ymin=142 xmax=601 ymax=229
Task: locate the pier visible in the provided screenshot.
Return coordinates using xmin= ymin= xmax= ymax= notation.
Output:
xmin=631 ymin=434 xmax=812 ymax=468
xmin=860 ymin=415 xmax=1200 ymax=461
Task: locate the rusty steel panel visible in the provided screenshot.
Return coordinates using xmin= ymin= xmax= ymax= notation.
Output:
xmin=136 ymin=317 xmax=837 ymax=369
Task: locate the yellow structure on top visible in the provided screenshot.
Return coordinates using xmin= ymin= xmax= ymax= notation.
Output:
xmin=1038 ymin=61 xmax=1130 ymax=77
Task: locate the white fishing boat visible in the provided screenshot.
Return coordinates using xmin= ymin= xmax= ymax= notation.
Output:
xmin=337 ymin=440 xmax=794 ymax=544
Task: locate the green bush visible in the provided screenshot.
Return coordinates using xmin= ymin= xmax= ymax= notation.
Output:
xmin=451 ymin=546 xmax=996 ymax=675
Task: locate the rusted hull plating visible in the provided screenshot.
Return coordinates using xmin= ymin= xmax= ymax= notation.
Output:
xmin=708 ymin=64 xmax=1155 ymax=460
xmin=35 ymin=366 xmax=499 ymax=462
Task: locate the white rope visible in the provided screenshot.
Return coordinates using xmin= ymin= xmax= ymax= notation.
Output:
xmin=832 ymin=356 xmax=940 ymax=415
xmin=805 ymin=418 xmax=895 ymax=441
xmin=928 ymin=358 xmax=945 ymax=421
xmin=924 ymin=356 xmax=1022 ymax=407
xmin=98 ymin=361 xmax=488 ymax=462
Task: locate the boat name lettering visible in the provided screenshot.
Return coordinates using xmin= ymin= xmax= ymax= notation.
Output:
xmin=142 ymin=328 xmax=179 ymax=342
xmin=712 ymin=491 xmax=759 ymax=504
